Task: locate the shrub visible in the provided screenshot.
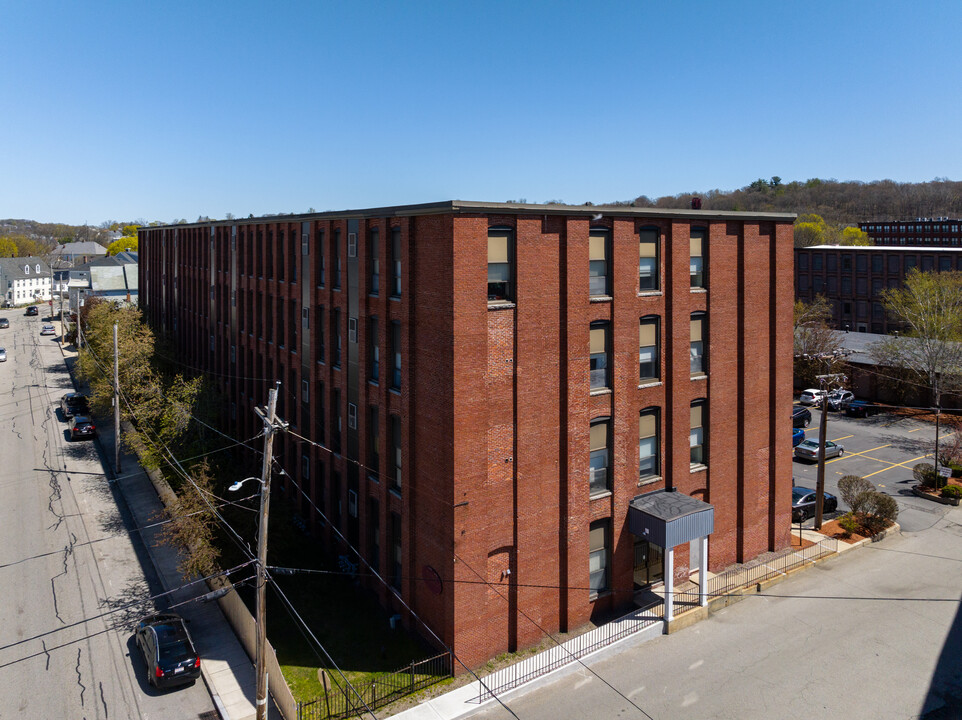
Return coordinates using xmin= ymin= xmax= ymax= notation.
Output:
xmin=913 ymin=463 xmax=937 ymax=488
xmin=838 ymin=475 xmax=875 ymax=514
xmin=863 ymin=491 xmax=899 ymax=533
xmin=940 ymin=485 xmax=962 ymax=500
xmin=949 ymin=463 xmax=962 ymax=479
xmin=837 ymin=513 xmax=859 ymax=537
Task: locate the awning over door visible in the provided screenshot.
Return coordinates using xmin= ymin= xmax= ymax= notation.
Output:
xmin=628 ymin=489 xmax=714 ymax=549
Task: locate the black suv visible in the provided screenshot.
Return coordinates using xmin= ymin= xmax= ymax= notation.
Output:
xmin=60 ymin=392 xmax=90 ymax=419
xmin=792 ymin=406 xmax=812 ymax=428
xmin=134 ymin=613 xmax=201 ymax=688
xmin=25 ymin=306 xmax=38 ymax=316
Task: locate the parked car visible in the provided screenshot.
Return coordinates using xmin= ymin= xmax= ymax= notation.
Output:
xmin=826 ymin=389 xmax=855 ymax=411
xmin=0 ymin=318 xmax=8 ymax=328
xmin=60 ymin=392 xmax=90 ymax=419
xmin=25 ymin=306 xmax=38 ymax=316
xmin=844 ymin=399 xmax=883 ymax=417
xmin=794 ymin=438 xmax=844 ymax=461
xmin=40 ymin=323 xmax=56 ymax=336
xmin=68 ymin=415 xmax=96 ymax=440
xmin=133 ymin=613 xmax=201 ymax=688
xmin=0 ymin=347 xmax=5 ymax=362
xmin=792 ymin=486 xmax=838 ymax=522
xmin=792 ymin=407 xmax=812 ymax=428
xmin=799 ymin=389 xmax=827 ymax=406
xmin=793 ymin=427 xmax=806 ymax=447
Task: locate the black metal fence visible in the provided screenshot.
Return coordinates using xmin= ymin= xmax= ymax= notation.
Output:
xmin=297 ymin=652 xmax=451 ymax=720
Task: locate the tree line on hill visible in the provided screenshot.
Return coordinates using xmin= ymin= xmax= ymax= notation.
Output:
xmin=0 ymin=219 xmax=140 ymax=258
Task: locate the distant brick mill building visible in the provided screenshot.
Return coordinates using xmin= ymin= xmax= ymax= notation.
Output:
xmin=858 ymin=217 xmax=962 ymax=246
xmin=139 ymin=201 xmax=796 ymax=669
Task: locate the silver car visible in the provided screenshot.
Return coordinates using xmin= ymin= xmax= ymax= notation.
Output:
xmin=794 ymin=438 xmax=844 ymax=461
xmin=799 ymin=389 xmax=827 ymax=406
xmin=0 ymin=347 xmax=5 ymax=362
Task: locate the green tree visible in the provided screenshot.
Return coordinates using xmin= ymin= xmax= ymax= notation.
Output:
xmin=0 ymin=236 xmax=17 ymax=257
xmin=840 ymin=226 xmax=871 ymax=245
xmin=107 ymin=237 xmax=139 ymax=255
xmin=121 ymin=224 xmax=139 ymax=237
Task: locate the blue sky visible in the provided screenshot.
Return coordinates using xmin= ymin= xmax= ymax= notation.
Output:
xmin=2 ymin=0 xmax=960 ymax=225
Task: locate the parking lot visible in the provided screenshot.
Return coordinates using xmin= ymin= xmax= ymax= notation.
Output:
xmin=792 ymin=403 xmax=957 ymax=532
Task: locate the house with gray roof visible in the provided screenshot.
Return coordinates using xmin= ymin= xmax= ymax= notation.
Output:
xmin=0 ymin=256 xmax=52 ymax=306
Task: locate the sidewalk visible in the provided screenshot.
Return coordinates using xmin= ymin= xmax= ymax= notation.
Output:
xmin=60 ymin=342 xmax=279 ymax=720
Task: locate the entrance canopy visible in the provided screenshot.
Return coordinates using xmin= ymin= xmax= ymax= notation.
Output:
xmin=628 ymin=489 xmax=714 ymax=549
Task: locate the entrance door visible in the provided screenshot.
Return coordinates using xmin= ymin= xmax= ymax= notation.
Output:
xmin=633 ymin=538 xmax=664 ymax=588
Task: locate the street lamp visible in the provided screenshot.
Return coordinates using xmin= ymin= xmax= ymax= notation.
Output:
xmin=228 ymin=476 xmax=262 ymax=493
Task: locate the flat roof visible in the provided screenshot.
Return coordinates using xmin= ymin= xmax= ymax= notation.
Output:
xmin=801 ymin=244 xmax=962 ymax=252
xmin=141 ymin=200 xmax=797 ymax=231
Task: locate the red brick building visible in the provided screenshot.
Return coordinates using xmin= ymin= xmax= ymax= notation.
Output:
xmin=139 ymin=201 xmax=796 ymax=669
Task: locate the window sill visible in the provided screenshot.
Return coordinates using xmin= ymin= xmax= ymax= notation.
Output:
xmin=690 ymin=463 xmax=707 ymax=474
xmin=389 ymin=387 xmax=401 ymax=396
xmin=638 ymin=475 xmax=662 ymax=487
xmin=638 ymin=380 xmax=662 ymax=389
xmin=589 ymin=490 xmax=612 ymax=501
xmin=390 ymin=294 xmax=401 ymax=302
xmin=368 ymin=474 xmax=379 ymax=484
xmin=691 ymin=287 xmax=708 ymax=294
xmin=369 ymin=379 xmax=379 ymax=388
xmin=691 ymin=373 xmax=708 ymax=382
xmin=389 ymin=487 xmax=402 ymax=499
xmin=589 ymin=295 xmax=613 ymax=303
xmin=637 ymin=290 xmax=662 ymax=297
xmin=488 ymin=301 xmax=516 ymax=311
xmin=589 ymin=388 xmax=612 ymax=397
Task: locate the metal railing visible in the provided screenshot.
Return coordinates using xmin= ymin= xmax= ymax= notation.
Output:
xmin=297 ymin=652 xmax=451 ymax=720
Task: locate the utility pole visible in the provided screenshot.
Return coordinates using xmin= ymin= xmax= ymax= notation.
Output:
xmin=254 ymin=382 xmax=287 ymax=720
xmin=814 ymin=372 xmax=846 ymax=529
xmin=113 ymin=322 xmax=121 ymax=474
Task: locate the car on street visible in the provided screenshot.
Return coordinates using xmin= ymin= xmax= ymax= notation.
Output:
xmin=60 ymin=392 xmax=90 ymax=419
xmin=25 ymin=305 xmax=38 ymax=316
xmin=133 ymin=613 xmax=201 ymax=689
xmin=0 ymin=347 xmax=5 ymax=362
xmin=792 ymin=406 xmax=812 ymax=428
xmin=793 ymin=427 xmax=806 ymax=447
xmin=844 ymin=399 xmax=883 ymax=417
xmin=68 ymin=415 xmax=96 ymax=440
xmin=40 ymin=323 xmax=56 ymax=336
xmin=794 ymin=438 xmax=844 ymax=461
xmin=826 ymin=389 xmax=855 ymax=411
xmin=799 ymin=389 xmax=827 ymax=406
xmin=792 ymin=486 xmax=838 ymax=522
xmin=0 ymin=318 xmax=8 ymax=328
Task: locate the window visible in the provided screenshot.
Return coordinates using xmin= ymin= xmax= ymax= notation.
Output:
xmin=334 ymin=229 xmax=342 ymax=289
xmin=798 ymin=253 xmax=809 ymax=271
xmin=316 ymin=304 xmax=325 ymax=362
xmin=390 ymin=321 xmax=401 ymax=390
xmin=856 ymin=254 xmax=867 ymax=272
xmin=589 ymin=227 xmax=610 ymax=296
xmin=487 ymin=227 xmax=513 ymax=302
xmin=690 ymin=228 xmax=706 ymax=288
xmin=333 ymin=309 xmax=341 ymax=367
xmin=369 ymin=228 xmax=379 ymax=295
xmin=368 ymin=407 xmax=380 ymax=479
xmin=390 ymin=512 xmax=402 ymax=589
xmin=390 ymin=227 xmax=402 ymax=297
xmin=316 ymin=228 xmax=325 ymax=286
xmin=841 ymin=277 xmax=851 ymax=294
xmin=390 ymin=414 xmax=402 ymax=493
xmin=872 ymin=255 xmax=883 ymax=273
xmin=369 ymin=316 xmax=379 ymax=382
xmin=690 ymin=313 xmax=706 ymax=376
xmin=905 ymin=255 xmax=917 ymax=270
xmin=856 ymin=277 xmax=867 ymax=295
xmin=813 ymin=254 xmax=823 ymax=271
xmin=639 ymin=409 xmax=659 ymax=479
xmin=842 ymin=254 xmax=853 ymax=271
xmin=691 ymin=400 xmax=706 ymax=467
xmin=589 ymin=520 xmax=609 ymax=595
xmin=278 ymin=230 xmax=286 ymax=281
xmin=332 ymin=389 xmax=342 ymax=454
xmin=939 ymin=256 xmax=952 ymax=272
xmin=922 ymin=256 xmax=934 ymax=272
xmin=638 ymin=228 xmax=659 ymax=291
xmin=368 ymin=498 xmax=380 ymax=573
xmin=589 ymin=322 xmax=610 ymax=390
xmin=639 ymin=317 xmax=659 ymax=382
xmin=589 ymin=419 xmax=610 ymax=495
xmin=888 ymin=255 xmax=899 ymax=274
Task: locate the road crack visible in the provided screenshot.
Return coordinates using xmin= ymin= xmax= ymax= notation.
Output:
xmin=75 ymin=648 xmax=86 ymax=707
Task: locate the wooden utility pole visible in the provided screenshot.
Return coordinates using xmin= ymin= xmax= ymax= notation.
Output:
xmin=814 ymin=372 xmax=846 ymax=529
xmin=113 ymin=322 xmax=121 ymax=474
xmin=254 ymin=382 xmax=287 ymax=720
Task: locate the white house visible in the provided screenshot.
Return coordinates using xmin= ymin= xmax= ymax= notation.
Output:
xmin=0 ymin=257 xmax=52 ymax=306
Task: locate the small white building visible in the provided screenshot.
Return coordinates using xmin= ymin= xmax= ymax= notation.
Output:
xmin=0 ymin=257 xmax=52 ymax=306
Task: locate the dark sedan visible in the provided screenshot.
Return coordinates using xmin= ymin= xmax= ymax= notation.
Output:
xmin=68 ymin=415 xmax=96 ymax=440
xmin=792 ymin=486 xmax=838 ymax=522
xmin=792 ymin=407 xmax=812 ymax=428
xmin=25 ymin=306 xmax=38 ymax=316
xmin=60 ymin=392 xmax=89 ymax=419
xmin=134 ymin=613 xmax=201 ymax=689
xmin=844 ymin=400 xmax=883 ymax=417
xmin=0 ymin=318 xmax=8 ymax=328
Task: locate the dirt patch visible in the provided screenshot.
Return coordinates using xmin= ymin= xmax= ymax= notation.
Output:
xmin=817 ymin=516 xmax=894 ymax=544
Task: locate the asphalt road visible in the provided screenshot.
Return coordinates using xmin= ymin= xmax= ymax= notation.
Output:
xmin=0 ymin=310 xmax=214 ymax=719
xmin=462 ymin=404 xmax=962 ymax=720
xmin=792 ymin=405 xmax=958 ymax=533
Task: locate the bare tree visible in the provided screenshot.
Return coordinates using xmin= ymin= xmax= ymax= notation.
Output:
xmin=794 ymin=296 xmax=845 ymax=387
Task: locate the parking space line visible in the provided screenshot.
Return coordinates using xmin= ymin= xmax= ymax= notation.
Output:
xmin=831 ymin=435 xmax=854 ymax=442
xmin=826 ymin=444 xmax=891 ymax=464
xmin=909 ymin=428 xmax=922 ymax=433
xmin=861 ymin=454 xmax=932 ymax=479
